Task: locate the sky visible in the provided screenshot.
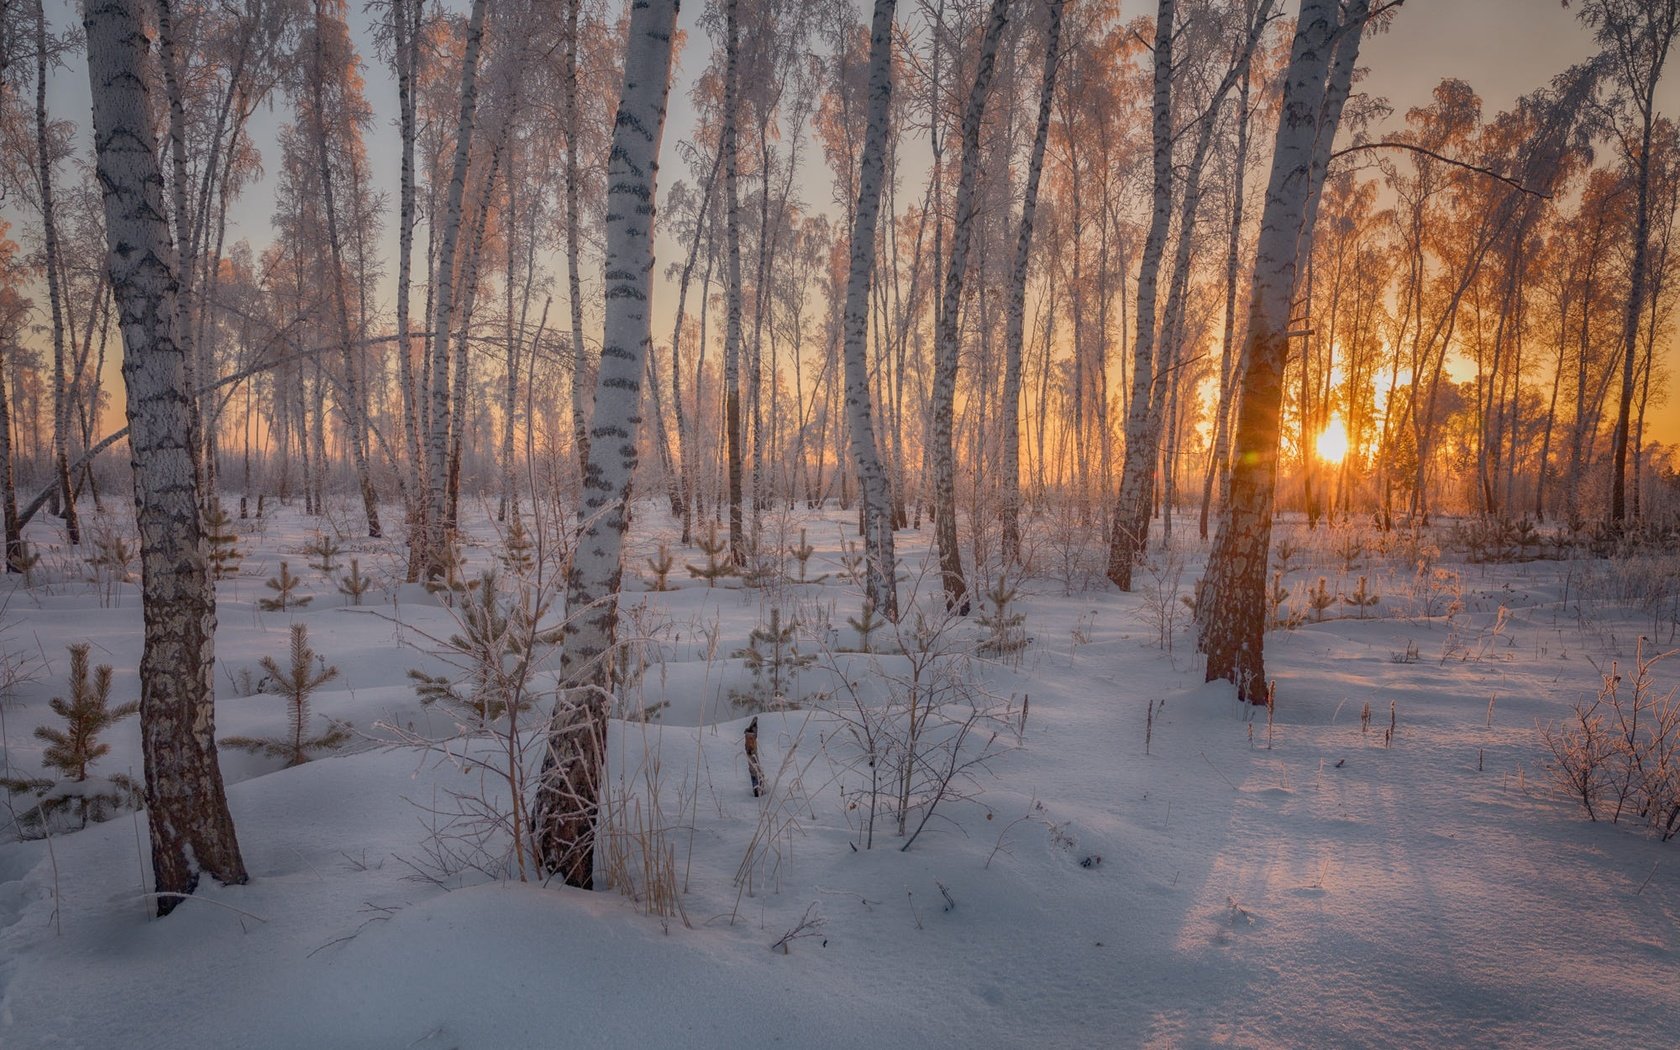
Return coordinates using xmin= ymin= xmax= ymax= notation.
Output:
xmin=11 ymin=0 xmax=1680 ymax=448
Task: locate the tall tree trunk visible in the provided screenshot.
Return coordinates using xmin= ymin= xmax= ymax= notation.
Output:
xmin=424 ymin=0 xmax=488 ymax=576
xmin=840 ymin=0 xmax=903 ymax=620
xmin=532 ymin=0 xmax=681 ymax=888
xmin=311 ymin=0 xmax=382 ymax=538
xmin=1200 ymin=60 xmax=1254 ymax=541
xmin=1197 ymin=0 xmax=1370 ymax=702
xmin=86 ymin=0 xmax=248 ymax=914
xmin=722 ymin=0 xmax=747 ymax=563
xmin=1107 ymin=0 xmax=1176 ymax=590
xmin=932 ymin=0 xmax=1011 ymax=615
xmin=391 ymin=0 xmax=425 ymax=580
xmin=1001 ymin=0 xmax=1063 ymax=565
xmin=37 ymin=0 xmax=77 ymax=545
xmin=565 ymin=0 xmax=591 ymax=482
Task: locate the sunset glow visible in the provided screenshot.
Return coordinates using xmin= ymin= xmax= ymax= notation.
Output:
xmin=1316 ymin=416 xmax=1349 ymax=465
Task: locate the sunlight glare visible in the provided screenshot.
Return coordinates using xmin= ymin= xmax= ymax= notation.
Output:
xmin=1316 ymin=415 xmax=1349 ymax=465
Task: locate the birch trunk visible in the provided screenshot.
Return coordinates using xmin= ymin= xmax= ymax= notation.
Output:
xmin=1197 ymin=0 xmax=1370 ymax=701
xmin=532 ymin=0 xmax=681 ymax=888
xmin=932 ymin=0 xmax=1011 ymax=615
xmin=840 ymin=0 xmax=902 ymax=620
xmin=1001 ymin=0 xmax=1063 ymax=566
xmin=311 ymin=0 xmax=382 ymax=538
xmin=391 ymin=0 xmax=425 ymax=578
xmin=1106 ymin=0 xmax=1174 ymax=590
xmin=1200 ymin=61 xmax=1254 ymax=541
xmin=86 ymin=0 xmax=247 ymax=914
xmin=722 ymin=0 xmax=747 ymax=563
xmin=0 ymin=331 xmax=19 ymax=570
xmin=423 ymin=0 xmax=487 ymax=576
xmin=565 ymin=0 xmax=591 ymax=482
xmin=37 ymin=0 xmax=77 ymax=545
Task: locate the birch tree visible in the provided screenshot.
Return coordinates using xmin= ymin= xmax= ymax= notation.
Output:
xmin=839 ymin=0 xmax=901 ymax=619
xmin=85 ymin=0 xmax=248 ymax=914
xmin=1574 ymin=0 xmax=1680 ymax=525
xmin=1000 ymin=0 xmax=1063 ymax=565
xmin=532 ymin=0 xmax=681 ymax=889
xmin=1196 ymin=0 xmax=1372 ymax=701
xmin=423 ymin=0 xmax=488 ymax=577
xmin=932 ymin=0 xmax=1011 ymax=614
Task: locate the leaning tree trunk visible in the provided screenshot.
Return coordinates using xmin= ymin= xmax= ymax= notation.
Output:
xmin=86 ymin=0 xmax=248 ymax=915
xmin=931 ymin=0 xmax=1011 ymax=615
xmin=1001 ymin=0 xmax=1063 ymax=566
xmin=840 ymin=0 xmax=904 ymax=620
xmin=532 ymin=0 xmax=681 ymax=889
xmin=1106 ymin=0 xmax=1174 ymax=591
xmin=1197 ymin=0 xmax=1370 ymax=702
xmin=0 ymin=333 xmax=20 ymax=571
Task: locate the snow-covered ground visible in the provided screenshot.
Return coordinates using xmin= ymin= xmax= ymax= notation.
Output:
xmin=1 ymin=497 xmax=1676 ymax=1048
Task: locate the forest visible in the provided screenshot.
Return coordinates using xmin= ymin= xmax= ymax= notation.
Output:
xmin=0 ymin=0 xmax=1678 ymax=1045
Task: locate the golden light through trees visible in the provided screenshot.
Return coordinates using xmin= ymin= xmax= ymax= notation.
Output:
xmin=1316 ymin=415 xmax=1349 ymax=465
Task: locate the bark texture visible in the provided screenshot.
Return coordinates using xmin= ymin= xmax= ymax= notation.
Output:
xmin=532 ymin=0 xmax=681 ymax=887
xmin=86 ymin=0 xmax=248 ymax=915
xmin=1197 ymin=0 xmax=1369 ymax=701
xmin=840 ymin=0 xmax=903 ymax=620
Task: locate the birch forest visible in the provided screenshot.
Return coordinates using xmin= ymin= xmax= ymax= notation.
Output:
xmin=2 ymin=0 xmax=1680 ymax=1032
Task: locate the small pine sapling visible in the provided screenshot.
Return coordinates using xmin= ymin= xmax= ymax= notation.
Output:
xmin=791 ymin=529 xmax=827 ymax=584
xmin=1267 ymin=572 xmax=1300 ymax=630
xmin=498 ymin=514 xmax=535 ymax=577
xmin=258 ymin=561 xmax=313 ymax=611
xmin=337 ymin=558 xmax=374 ymax=606
xmin=731 ymin=608 xmax=815 ymax=710
xmin=304 ymin=532 xmax=344 ymax=575
xmin=686 ymin=521 xmax=737 ymax=587
xmin=424 ymin=541 xmax=481 ymax=605
xmin=221 ymin=623 xmax=348 ymax=766
xmin=839 ymin=536 xmax=866 ymax=586
xmin=1308 ymin=577 xmax=1335 ymax=622
xmin=976 ymin=577 xmax=1029 ymax=658
xmin=0 ymin=643 xmax=142 ymax=834
xmin=740 ymin=554 xmax=782 ymax=590
xmin=1335 ymin=530 xmax=1364 ymax=571
xmin=407 ymin=571 xmax=553 ymax=725
xmin=203 ymin=502 xmax=243 ymax=579
xmin=646 ymin=542 xmax=675 ymax=591
xmin=1342 ymin=575 xmax=1380 ymax=619
xmin=846 ymin=598 xmax=885 ymax=653
xmin=86 ymin=530 xmax=137 ymax=585
xmin=1272 ymin=537 xmax=1299 ymax=574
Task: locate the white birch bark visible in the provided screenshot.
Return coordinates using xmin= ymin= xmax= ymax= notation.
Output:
xmin=35 ymin=0 xmax=77 ymax=545
xmin=722 ymin=0 xmax=747 ymax=563
xmin=932 ymin=0 xmax=1011 ymax=614
xmin=85 ymin=0 xmax=248 ymax=914
xmin=423 ymin=0 xmax=487 ymax=576
xmin=1197 ymin=0 xmax=1371 ymax=701
xmin=565 ymin=0 xmax=591 ymax=482
xmin=532 ymin=0 xmax=681 ymax=888
xmin=1106 ymin=0 xmax=1174 ymax=591
xmin=310 ymin=0 xmax=382 ymax=538
xmin=1001 ymin=0 xmax=1063 ymax=565
xmin=841 ymin=0 xmax=902 ymax=620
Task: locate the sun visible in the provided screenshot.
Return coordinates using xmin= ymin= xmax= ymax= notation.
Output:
xmin=1315 ymin=415 xmax=1349 ymax=465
